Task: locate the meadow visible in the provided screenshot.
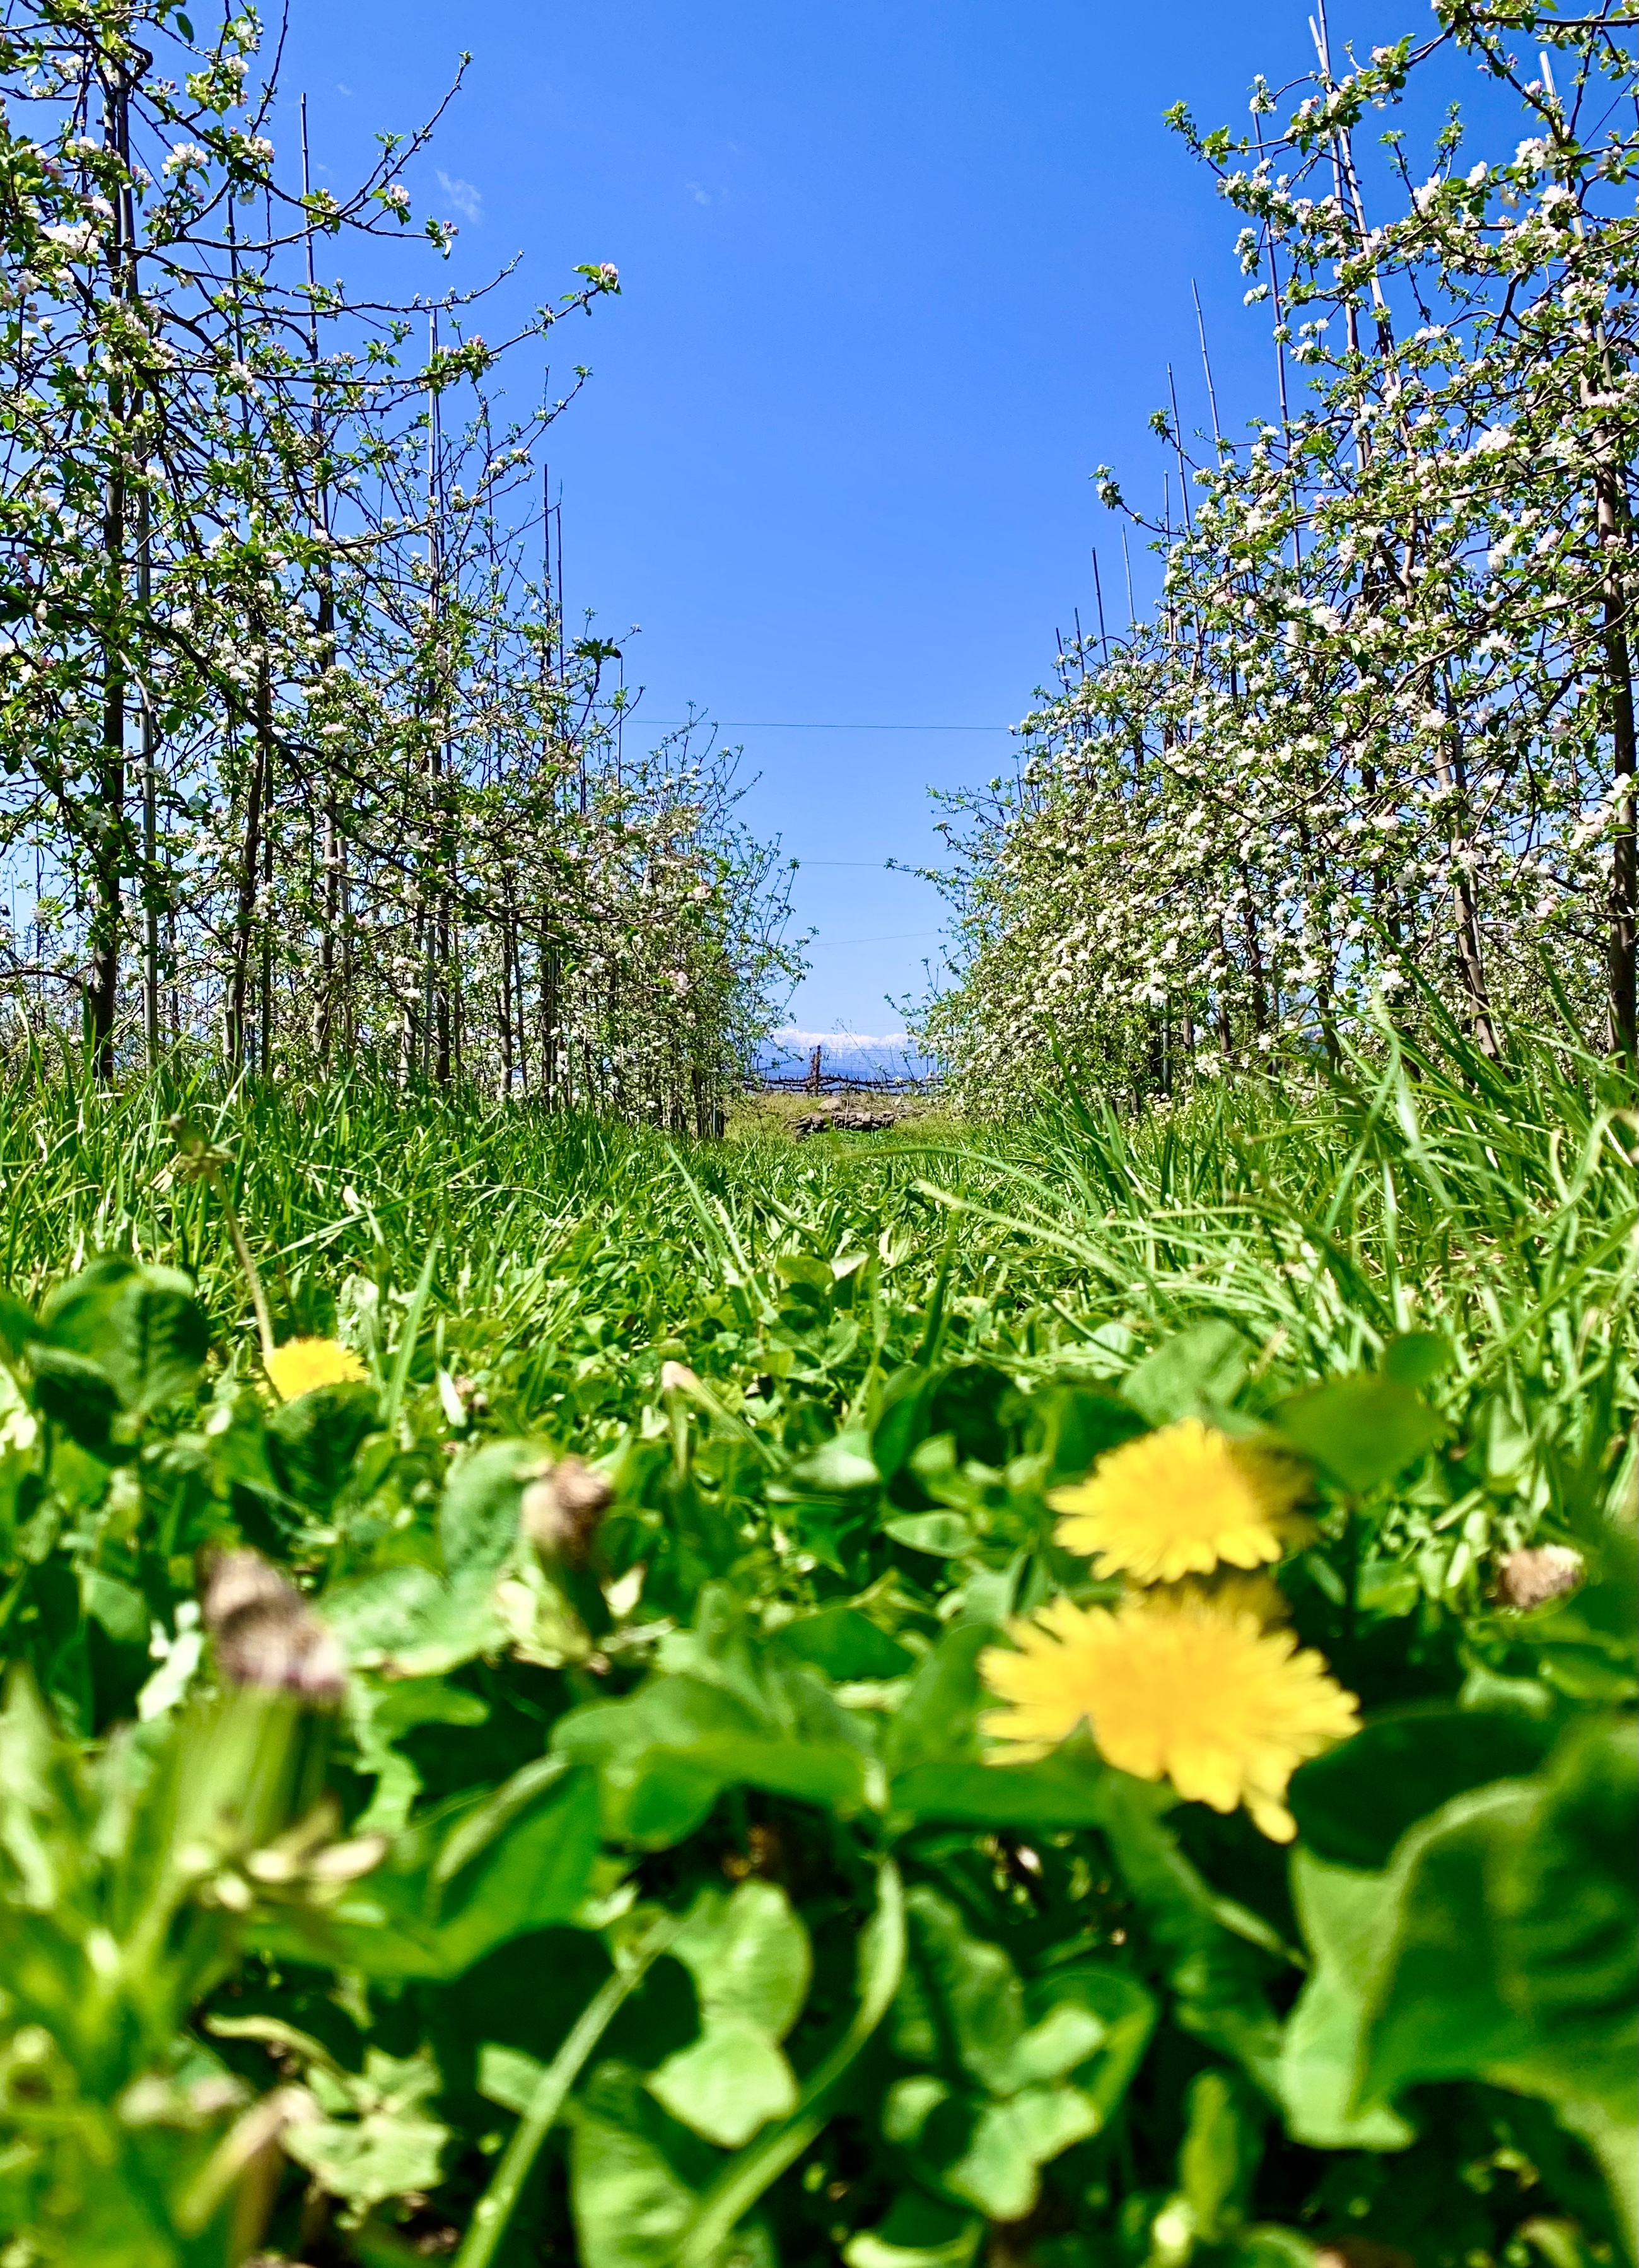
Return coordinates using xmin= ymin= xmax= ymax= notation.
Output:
xmin=0 ymin=1007 xmax=1632 ymax=2268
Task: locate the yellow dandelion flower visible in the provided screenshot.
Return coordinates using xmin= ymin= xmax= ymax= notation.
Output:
xmin=979 ymin=1589 xmax=1358 ymax=1841
xmin=264 ymin=1337 xmax=368 ymax=1403
xmin=1049 ymin=1416 xmax=1310 ymax=1585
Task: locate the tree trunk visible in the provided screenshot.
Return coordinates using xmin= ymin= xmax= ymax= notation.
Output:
xmin=226 ymin=677 xmax=270 ymax=1070
xmin=1597 ymin=470 xmax=1637 ymax=1061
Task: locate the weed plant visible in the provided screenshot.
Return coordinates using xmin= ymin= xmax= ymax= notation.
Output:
xmin=0 ymin=1013 xmax=1632 ymax=2268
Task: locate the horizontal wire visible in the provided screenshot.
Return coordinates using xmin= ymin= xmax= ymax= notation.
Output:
xmin=637 ymin=718 xmax=1013 ymax=732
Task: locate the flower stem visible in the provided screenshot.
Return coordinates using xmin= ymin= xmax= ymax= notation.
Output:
xmin=454 ymin=1913 xmax=681 ymax=2268
xmin=209 ymin=1163 xmax=277 ymax=1366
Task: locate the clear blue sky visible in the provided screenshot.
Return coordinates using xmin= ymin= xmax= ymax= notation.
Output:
xmin=276 ymin=2 xmax=1440 ymax=1044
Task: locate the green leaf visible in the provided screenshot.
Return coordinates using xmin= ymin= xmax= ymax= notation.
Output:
xmin=82 ymin=1570 xmax=147 ymax=1647
xmin=872 ymin=1364 xmax=938 ymax=1482
xmin=1123 ymin=1322 xmax=1247 ymax=1423
xmin=28 ymin=1345 xmax=122 ymax=1458
xmin=441 ymin=1439 xmax=539 ymax=1577
xmin=1356 ymin=1712 xmax=1638 ymax=2242
xmin=894 ymin=1886 xmax=1035 ymax=2094
xmin=429 ymin=1766 xmax=603 ymax=1974
xmin=0 ymin=1289 xmax=36 ymax=1361
xmin=1096 ymin=1774 xmax=1283 ymax=2098
xmin=844 ymin=2194 xmax=982 ymax=2268
xmin=775 ymin=1604 xmax=914 ymax=1680
xmin=1496 ymin=1721 xmax=1638 ymax=2094
xmin=477 ymin=2042 xmax=546 ymax=2115
xmin=1278 ymin=1852 xmax=1414 ymax=2150
xmin=666 ymin=1880 xmax=812 ymax=2038
xmin=1030 ymin=1381 xmax=1148 ymax=1480
xmin=1177 ymin=2068 xmax=1259 ymax=2242
xmin=646 ymin=1881 xmax=812 ymax=2148
xmin=1357 ymin=1779 xmax=1541 ymax=2101
xmin=884 ymin=1511 xmax=976 ymax=1557
xmin=779 ymin=1429 xmax=881 ymax=1493
xmin=266 ymin=1382 xmax=377 ymax=1514
xmin=648 ymin=2024 xmax=798 ymax=2151
xmin=323 ymin=1563 xmax=504 ymax=1679
xmin=886 ymin=1888 xmax=1107 ymax=2220
xmin=283 ymin=2046 xmax=448 ymax=2220
xmin=264 ymin=1763 xmax=601 ymax=1980
xmin=674 ymin=1862 xmax=907 ymax=2268
xmin=1288 ymin=1706 xmax=1558 ymax=1871
xmin=1268 ymin=1374 xmax=1445 ymax=1493
xmin=569 ymin=2060 xmax=713 ymax=2268
xmin=38 ymin=1256 xmax=207 ymax=1417
xmin=1032 ymin=1965 xmax=1157 ymax=2127
xmin=943 ymin=2085 xmax=1099 ymax=2220
xmin=555 ymin=1666 xmax=871 ymax=1843
xmin=890 ymin=1750 xmax=1107 ymax=1832
xmin=883 ymin=1621 xmax=994 ymax=1777
xmin=1381 ymin=1331 xmax=1454 ymax=1388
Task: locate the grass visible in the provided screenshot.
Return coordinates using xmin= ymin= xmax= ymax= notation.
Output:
xmin=3 ymin=1008 xmax=1632 ymax=1545
xmin=0 ymin=1008 xmax=1633 ymax=2268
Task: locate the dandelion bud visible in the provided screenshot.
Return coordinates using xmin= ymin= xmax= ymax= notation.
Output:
xmin=660 ymin=1360 xmax=700 ymax=1394
xmin=521 ymin=1457 xmax=612 ymax=1566
xmin=1495 ymin=1544 xmax=1584 ymax=1611
xmin=202 ymin=1550 xmax=347 ymax=1705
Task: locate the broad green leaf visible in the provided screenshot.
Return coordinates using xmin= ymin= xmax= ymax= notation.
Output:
xmin=477 ymin=2042 xmax=545 ymax=2115
xmin=322 ymin=1564 xmax=503 ymax=1679
xmin=28 ymin=1345 xmax=122 ymax=1459
xmin=893 ymin=1886 xmax=1033 ymax=2095
xmin=666 ymin=1881 xmax=811 ymax=2039
xmin=569 ymin=2061 xmax=710 ymax=2268
xmin=1178 ymin=2069 xmax=1258 ymax=2242
xmin=1288 ymin=1706 xmax=1558 ymax=1871
xmin=82 ymin=1570 xmax=147 ymax=1647
xmin=1096 ymin=1774 xmax=1284 ymax=2098
xmin=943 ymin=2084 xmax=1099 ymax=2219
xmin=872 ymin=1364 xmax=939 ymax=1482
xmin=1030 ymin=1965 xmax=1157 ymax=2127
xmin=884 ymin=1511 xmax=976 ymax=1557
xmin=1123 ymin=1322 xmax=1247 ymax=1423
xmin=429 ymin=1766 xmax=602 ymax=1973
xmin=262 ymin=1764 xmax=601 ymax=1980
xmin=882 ymin=1621 xmax=993 ymax=1777
xmin=1278 ymin=1853 xmax=1414 ymax=2150
xmin=1495 ymin=1718 xmax=1638 ymax=2123
xmin=1269 ymin=1374 xmax=1445 ymax=1493
xmin=775 ymin=1604 xmax=914 ymax=1680
xmin=0 ymin=1290 xmax=35 ymax=1361
xmin=647 ymin=2021 xmax=798 ymax=2149
xmin=890 ymin=1750 xmax=1107 ymax=1832
xmin=646 ymin=1881 xmax=811 ymax=2148
xmin=440 ymin=1438 xmax=539 ymax=1577
xmin=37 ymin=1257 xmax=208 ymax=1418
xmin=778 ymin=1429 xmax=880 ymax=1493
xmin=887 ymin=1888 xmax=1108 ymax=2219
xmin=844 ymin=2194 xmax=982 ymax=2268
xmin=283 ymin=2046 xmax=448 ymax=2219
xmin=265 ymin=1381 xmax=377 ymax=1514
xmin=1357 ymin=1780 xmax=1542 ymax=2101
xmin=1381 ymin=1331 xmax=1454 ymax=1388
xmin=1028 ymin=1381 xmax=1148 ymax=1480
xmin=556 ymin=1671 xmax=871 ymax=1841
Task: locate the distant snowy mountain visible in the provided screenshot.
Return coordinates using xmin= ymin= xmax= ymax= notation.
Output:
xmin=756 ymin=1027 xmax=937 ymax=1084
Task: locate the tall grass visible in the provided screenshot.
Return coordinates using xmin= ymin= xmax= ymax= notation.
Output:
xmin=2 ymin=1016 xmax=1633 ymax=1533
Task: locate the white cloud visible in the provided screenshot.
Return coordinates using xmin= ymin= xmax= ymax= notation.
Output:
xmin=436 ymin=170 xmax=482 ymax=223
xmin=687 ymin=181 xmax=711 ymax=206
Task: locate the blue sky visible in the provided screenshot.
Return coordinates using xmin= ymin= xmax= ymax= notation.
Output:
xmin=276 ymin=2 xmax=1461 ymax=1047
